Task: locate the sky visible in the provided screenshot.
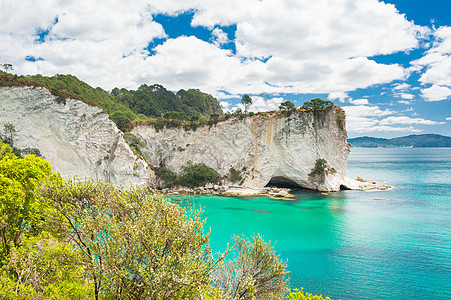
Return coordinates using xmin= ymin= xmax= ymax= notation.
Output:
xmin=1 ymin=0 xmax=450 ymax=138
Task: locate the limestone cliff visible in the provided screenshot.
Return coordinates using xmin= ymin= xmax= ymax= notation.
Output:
xmin=132 ymin=107 xmax=350 ymax=192
xmin=0 ymin=86 xmax=148 ymax=188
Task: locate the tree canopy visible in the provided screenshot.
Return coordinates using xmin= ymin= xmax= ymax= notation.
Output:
xmin=241 ymin=94 xmax=252 ymax=113
xmin=302 ymin=98 xmax=334 ymax=110
xmin=279 ymin=100 xmax=296 ymax=112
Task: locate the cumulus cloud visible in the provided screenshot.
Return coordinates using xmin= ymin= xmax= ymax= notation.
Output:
xmin=399 ymin=100 xmax=411 ymax=104
xmin=349 ymin=98 xmax=369 ymax=105
xmin=328 ymin=92 xmax=348 ymax=103
xmin=342 ymin=105 xmax=442 ymax=133
xmin=211 ymin=28 xmax=229 ymax=46
xmin=379 ymin=116 xmax=445 ymax=125
xmin=421 ymin=84 xmax=451 ymax=101
xmin=447 ymin=117 xmax=451 ymax=121
xmin=232 ymin=96 xmax=284 ymax=113
xmin=399 ymin=93 xmax=414 ymax=99
xmin=393 ymin=83 xmax=410 ymax=90
xmin=0 ymin=0 xmax=428 ymax=95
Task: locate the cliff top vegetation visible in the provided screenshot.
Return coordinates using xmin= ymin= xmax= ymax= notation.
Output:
xmin=0 ymin=70 xmax=223 ymax=131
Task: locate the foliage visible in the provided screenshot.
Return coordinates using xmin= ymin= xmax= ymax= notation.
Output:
xmin=229 ymin=167 xmax=243 ymax=183
xmin=336 ymin=114 xmax=344 ymax=131
xmin=287 ymin=288 xmax=333 ymax=300
xmin=0 ymin=138 xmax=15 ymax=159
xmin=241 ymin=94 xmax=252 ymax=113
xmin=178 ymin=161 xmax=220 ymax=187
xmin=163 ymin=110 xmax=189 ymax=121
xmin=40 ymin=180 xmax=221 ymax=299
xmin=155 ymin=167 xmax=178 ymax=185
xmin=1 ymin=63 xmax=13 ymax=73
xmin=3 ymin=122 xmax=17 ymax=147
xmin=212 ymin=234 xmax=289 ymax=299
xmin=0 ymin=234 xmax=92 ymax=299
xmin=309 ymin=159 xmax=327 ymax=177
xmin=115 ymin=84 xmax=223 ymax=122
xmin=279 ymin=100 xmax=296 ymax=112
xmin=302 ymin=98 xmax=333 ymax=111
xmin=0 ymin=155 xmax=60 ymax=261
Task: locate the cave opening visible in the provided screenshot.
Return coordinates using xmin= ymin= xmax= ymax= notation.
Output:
xmin=265 ymin=176 xmax=305 ymax=189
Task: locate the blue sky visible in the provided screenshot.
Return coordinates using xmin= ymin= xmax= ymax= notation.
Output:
xmin=1 ymin=0 xmax=450 ymax=138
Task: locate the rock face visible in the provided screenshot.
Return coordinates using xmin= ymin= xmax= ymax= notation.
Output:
xmin=132 ymin=107 xmax=350 ymax=192
xmin=0 ymin=86 xmax=148 ymax=188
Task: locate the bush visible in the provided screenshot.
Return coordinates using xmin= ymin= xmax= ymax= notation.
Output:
xmin=155 ymin=167 xmax=178 ymax=185
xmin=309 ymin=159 xmax=327 ymax=177
xmin=287 ymin=288 xmax=333 ymax=300
xmin=229 ymin=167 xmax=242 ymax=183
xmin=40 ymin=180 xmax=222 ymax=299
xmin=212 ymin=234 xmax=289 ymax=299
xmin=336 ymin=114 xmax=344 ymax=131
xmin=178 ymin=161 xmax=220 ymax=187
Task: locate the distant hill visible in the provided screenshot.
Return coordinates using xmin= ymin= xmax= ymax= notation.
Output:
xmin=348 ymin=134 xmax=451 ymax=148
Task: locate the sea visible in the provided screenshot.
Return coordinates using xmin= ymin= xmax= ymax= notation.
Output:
xmin=171 ymin=147 xmax=451 ymax=299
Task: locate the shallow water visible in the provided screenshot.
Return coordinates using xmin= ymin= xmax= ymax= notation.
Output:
xmin=171 ymin=148 xmax=451 ymax=299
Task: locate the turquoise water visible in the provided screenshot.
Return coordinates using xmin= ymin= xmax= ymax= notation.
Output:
xmin=172 ymin=148 xmax=451 ymax=299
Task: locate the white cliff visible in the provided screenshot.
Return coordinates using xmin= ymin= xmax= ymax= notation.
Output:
xmin=0 ymin=86 xmax=148 ymax=188
xmin=132 ymin=107 xmax=350 ymax=192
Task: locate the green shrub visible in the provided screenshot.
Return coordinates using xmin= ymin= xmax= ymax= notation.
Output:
xmin=212 ymin=234 xmax=289 ymax=299
xmin=178 ymin=161 xmax=220 ymax=187
xmin=309 ymin=159 xmax=327 ymax=177
xmin=229 ymin=167 xmax=242 ymax=183
xmin=155 ymin=167 xmax=178 ymax=185
xmin=287 ymin=288 xmax=333 ymax=300
xmin=336 ymin=114 xmax=344 ymax=131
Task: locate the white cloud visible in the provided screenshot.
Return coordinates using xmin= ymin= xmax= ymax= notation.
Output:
xmin=393 ymin=83 xmax=410 ymax=90
xmin=399 ymin=93 xmax=414 ymax=99
xmin=211 ymin=28 xmax=229 ymax=46
xmin=328 ymin=92 xmax=348 ymax=103
xmin=421 ymin=84 xmax=451 ymax=101
xmin=342 ymin=105 xmax=442 ymax=134
xmin=413 ymin=26 xmax=451 ymax=87
xmin=399 ymin=100 xmax=410 ymax=104
xmin=379 ymin=116 xmax=445 ymax=125
xmin=0 ymin=0 xmax=428 ymax=95
xmin=349 ymin=98 xmax=369 ymax=105
xmin=446 ymin=117 xmax=451 ymax=121
xmin=232 ymin=96 xmax=284 ymax=113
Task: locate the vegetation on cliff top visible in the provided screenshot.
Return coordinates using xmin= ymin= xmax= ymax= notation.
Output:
xmin=0 ymin=71 xmax=223 ymax=131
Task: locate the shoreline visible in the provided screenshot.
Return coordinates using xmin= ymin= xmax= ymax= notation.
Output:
xmin=153 ymin=176 xmax=391 ymax=199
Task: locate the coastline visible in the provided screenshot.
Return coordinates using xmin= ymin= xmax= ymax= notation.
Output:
xmin=154 ymin=176 xmax=391 ymax=200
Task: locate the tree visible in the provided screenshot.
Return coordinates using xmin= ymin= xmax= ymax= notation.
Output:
xmin=110 ymin=110 xmax=134 ymax=131
xmin=3 ymin=122 xmax=17 ymax=147
xmin=212 ymin=234 xmax=289 ymax=299
xmin=241 ymin=94 xmax=252 ymax=114
xmin=177 ymin=161 xmax=220 ymax=187
xmin=302 ymin=98 xmax=333 ymax=110
xmin=40 ymin=179 xmax=223 ymax=299
xmin=0 ymin=155 xmax=60 ymax=261
xmin=1 ymin=63 xmax=13 ymax=73
xmin=0 ymin=234 xmax=92 ymax=299
xmin=279 ymin=100 xmax=296 ymax=112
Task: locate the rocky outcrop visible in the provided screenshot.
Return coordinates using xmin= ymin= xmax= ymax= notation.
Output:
xmin=0 ymin=85 xmax=385 ymax=192
xmin=0 ymin=86 xmax=148 ymax=188
xmin=132 ymin=107 xmax=351 ymax=192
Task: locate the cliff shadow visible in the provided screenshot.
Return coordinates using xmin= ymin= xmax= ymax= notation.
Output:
xmin=265 ymin=176 xmax=307 ymax=190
